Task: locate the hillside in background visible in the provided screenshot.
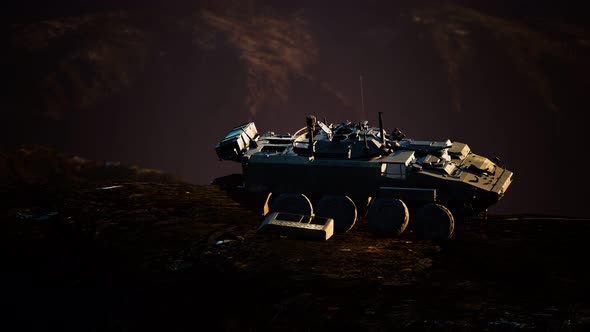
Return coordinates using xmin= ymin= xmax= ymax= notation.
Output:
xmin=3 ymin=0 xmax=590 ymax=216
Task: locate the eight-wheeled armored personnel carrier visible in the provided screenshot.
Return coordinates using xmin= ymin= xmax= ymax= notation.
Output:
xmin=215 ymin=113 xmax=513 ymax=240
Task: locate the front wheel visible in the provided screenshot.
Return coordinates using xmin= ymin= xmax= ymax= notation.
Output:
xmin=413 ymin=203 xmax=455 ymax=240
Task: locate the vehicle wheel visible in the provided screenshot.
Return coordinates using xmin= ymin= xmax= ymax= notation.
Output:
xmin=315 ymin=195 xmax=357 ymax=233
xmin=270 ymin=193 xmax=313 ymax=216
xmin=413 ymin=203 xmax=455 ymax=240
xmin=366 ymin=198 xmax=409 ymax=236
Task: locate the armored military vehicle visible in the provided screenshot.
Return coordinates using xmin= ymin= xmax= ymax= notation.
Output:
xmin=215 ymin=113 xmax=513 ymax=240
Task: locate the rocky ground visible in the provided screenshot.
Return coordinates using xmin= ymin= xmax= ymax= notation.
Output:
xmin=2 ymin=169 xmax=590 ymax=331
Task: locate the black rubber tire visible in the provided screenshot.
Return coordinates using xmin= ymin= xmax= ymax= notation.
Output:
xmin=315 ymin=195 xmax=357 ymax=233
xmin=366 ymin=198 xmax=409 ymax=236
xmin=270 ymin=193 xmax=313 ymax=216
xmin=413 ymin=203 xmax=455 ymax=240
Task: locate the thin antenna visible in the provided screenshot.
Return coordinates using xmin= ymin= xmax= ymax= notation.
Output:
xmin=359 ymin=73 xmax=365 ymax=120
xmin=378 ymin=111 xmax=386 ymax=149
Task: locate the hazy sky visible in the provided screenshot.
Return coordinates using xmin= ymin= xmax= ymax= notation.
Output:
xmin=4 ymin=0 xmax=590 ymax=217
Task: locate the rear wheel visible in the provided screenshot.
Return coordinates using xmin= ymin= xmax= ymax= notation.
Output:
xmin=366 ymin=198 xmax=409 ymax=236
xmin=270 ymin=193 xmax=314 ymax=216
xmin=315 ymin=195 xmax=357 ymax=233
xmin=413 ymin=203 xmax=455 ymax=240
